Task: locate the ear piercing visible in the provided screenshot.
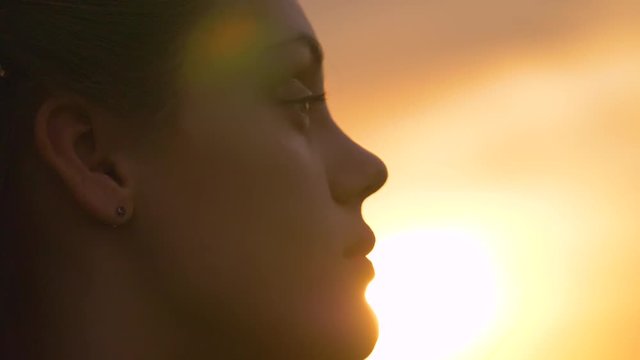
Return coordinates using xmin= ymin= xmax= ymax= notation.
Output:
xmin=116 ymin=206 xmax=127 ymax=218
xmin=112 ymin=206 xmax=129 ymax=228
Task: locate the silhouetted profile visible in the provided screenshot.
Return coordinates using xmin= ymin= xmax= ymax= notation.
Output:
xmin=0 ymin=1 xmax=388 ymax=359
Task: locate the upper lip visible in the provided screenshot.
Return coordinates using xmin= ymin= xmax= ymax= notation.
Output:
xmin=344 ymin=224 xmax=376 ymax=258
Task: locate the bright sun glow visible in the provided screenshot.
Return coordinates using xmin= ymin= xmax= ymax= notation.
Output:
xmin=366 ymin=227 xmax=506 ymax=360
xmin=359 ymin=35 xmax=640 ymax=358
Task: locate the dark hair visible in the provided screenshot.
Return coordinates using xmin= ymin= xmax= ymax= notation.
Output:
xmin=0 ymin=1 xmax=215 ymax=189
xmin=0 ymin=1 xmax=214 ymax=354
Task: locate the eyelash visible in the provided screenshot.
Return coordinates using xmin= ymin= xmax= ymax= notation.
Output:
xmin=280 ymin=93 xmax=327 ymax=114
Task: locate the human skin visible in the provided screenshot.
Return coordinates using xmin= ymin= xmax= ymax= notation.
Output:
xmin=11 ymin=0 xmax=388 ymax=359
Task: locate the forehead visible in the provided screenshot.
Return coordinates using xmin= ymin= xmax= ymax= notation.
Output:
xmin=254 ymin=0 xmax=316 ymax=39
xmin=202 ymin=0 xmax=316 ymax=49
xmin=183 ymin=0 xmax=318 ymax=85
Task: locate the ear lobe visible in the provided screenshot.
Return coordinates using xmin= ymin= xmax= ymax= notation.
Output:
xmin=34 ymin=96 xmax=134 ymax=226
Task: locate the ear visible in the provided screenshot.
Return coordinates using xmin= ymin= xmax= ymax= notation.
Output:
xmin=34 ymin=95 xmax=134 ymax=227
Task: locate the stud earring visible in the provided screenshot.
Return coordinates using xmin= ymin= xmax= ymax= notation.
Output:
xmin=116 ymin=206 xmax=127 ymax=218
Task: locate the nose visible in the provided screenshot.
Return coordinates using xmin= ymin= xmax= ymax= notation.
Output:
xmin=324 ymin=124 xmax=388 ymax=207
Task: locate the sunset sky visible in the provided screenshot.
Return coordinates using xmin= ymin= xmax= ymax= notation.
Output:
xmin=299 ymin=1 xmax=640 ymax=359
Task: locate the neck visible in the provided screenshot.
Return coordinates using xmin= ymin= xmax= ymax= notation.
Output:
xmin=16 ymin=233 xmax=150 ymax=359
xmin=10 ymin=227 xmax=285 ymax=360
xmin=3 ymin=170 xmax=275 ymax=360
xmin=10 ymin=227 xmax=238 ymax=360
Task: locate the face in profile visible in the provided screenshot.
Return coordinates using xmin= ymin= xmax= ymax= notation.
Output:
xmin=123 ymin=0 xmax=388 ymax=358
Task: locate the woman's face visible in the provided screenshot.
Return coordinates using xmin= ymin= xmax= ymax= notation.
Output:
xmin=132 ymin=0 xmax=387 ymax=358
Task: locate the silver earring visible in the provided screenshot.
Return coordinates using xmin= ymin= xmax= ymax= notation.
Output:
xmin=116 ymin=206 xmax=127 ymax=218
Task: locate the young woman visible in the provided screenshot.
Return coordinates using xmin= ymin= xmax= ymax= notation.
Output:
xmin=0 ymin=1 xmax=388 ymax=359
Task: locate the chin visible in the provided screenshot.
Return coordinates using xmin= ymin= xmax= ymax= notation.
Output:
xmin=303 ymin=297 xmax=379 ymax=360
xmin=344 ymin=301 xmax=379 ymax=360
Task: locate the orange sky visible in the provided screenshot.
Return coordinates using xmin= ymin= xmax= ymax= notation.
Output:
xmin=300 ymin=1 xmax=640 ymax=359
xmin=302 ymin=0 xmax=639 ymax=133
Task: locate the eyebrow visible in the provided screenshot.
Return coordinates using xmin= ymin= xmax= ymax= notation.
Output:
xmin=268 ymin=33 xmax=325 ymax=65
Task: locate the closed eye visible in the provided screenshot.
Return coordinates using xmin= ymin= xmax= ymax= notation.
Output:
xmin=280 ymin=92 xmax=327 ymax=113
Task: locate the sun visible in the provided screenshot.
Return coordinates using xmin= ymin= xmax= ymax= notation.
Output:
xmin=365 ymin=226 xmax=506 ymax=360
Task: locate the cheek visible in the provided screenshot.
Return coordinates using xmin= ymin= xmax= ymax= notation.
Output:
xmin=130 ymin=102 xmax=378 ymax=356
xmin=132 ymin=109 xmax=342 ymax=324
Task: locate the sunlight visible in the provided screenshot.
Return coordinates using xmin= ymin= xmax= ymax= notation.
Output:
xmin=366 ymin=226 xmax=505 ymax=360
xmin=360 ymin=35 xmax=640 ymax=359
xmin=301 ymin=0 xmax=640 ymax=356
